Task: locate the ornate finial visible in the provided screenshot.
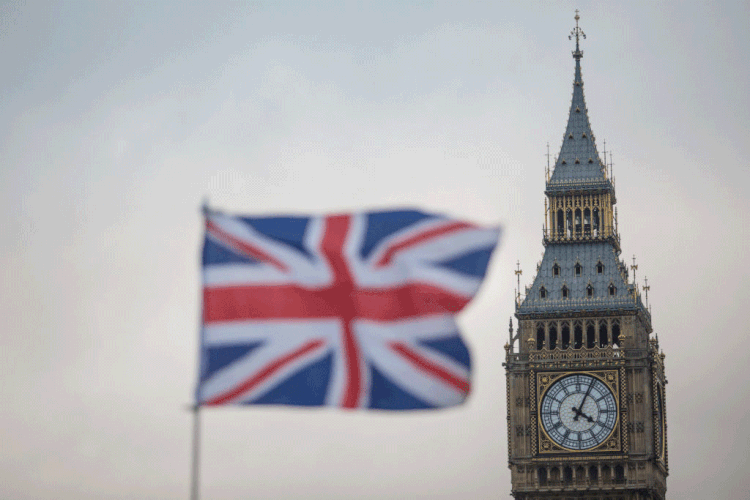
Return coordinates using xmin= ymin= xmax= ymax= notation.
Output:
xmin=643 ymin=276 xmax=650 ymax=305
xmin=569 ymin=10 xmax=586 ymax=57
xmin=650 ymin=333 xmax=659 ymax=354
xmin=631 ymin=255 xmax=638 ymax=284
xmin=515 ymin=261 xmax=523 ymax=305
xmin=527 ymin=336 xmax=536 ymax=351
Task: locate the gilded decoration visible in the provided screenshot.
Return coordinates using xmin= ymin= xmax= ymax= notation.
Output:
xmin=528 ymin=344 xmax=626 ymax=371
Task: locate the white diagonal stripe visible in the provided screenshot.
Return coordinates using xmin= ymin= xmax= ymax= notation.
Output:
xmin=204 ymin=319 xmax=341 ymax=346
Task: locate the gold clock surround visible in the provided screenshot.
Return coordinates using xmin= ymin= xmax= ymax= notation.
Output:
xmin=535 ymin=370 xmax=622 ymax=455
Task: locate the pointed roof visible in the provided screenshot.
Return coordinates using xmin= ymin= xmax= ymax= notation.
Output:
xmin=517 ymin=241 xmax=649 ymax=323
xmin=547 ymin=16 xmax=612 ymax=193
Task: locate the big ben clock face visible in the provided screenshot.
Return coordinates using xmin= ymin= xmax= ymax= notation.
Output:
xmin=540 ymin=373 xmax=618 ymax=451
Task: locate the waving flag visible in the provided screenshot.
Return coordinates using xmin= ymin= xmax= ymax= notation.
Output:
xmin=198 ymin=209 xmax=500 ymax=410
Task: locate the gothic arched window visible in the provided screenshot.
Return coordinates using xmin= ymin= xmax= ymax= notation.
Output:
xmin=549 ymin=325 xmax=558 ymax=350
xmin=587 ymin=322 xmax=597 ymax=348
xmin=573 ymin=323 xmax=583 ymax=349
xmin=538 ymin=468 xmax=548 ymax=485
xmin=609 ymin=283 xmax=617 ymax=296
xmin=562 ymin=285 xmax=569 ymax=299
xmin=563 ymin=466 xmax=573 ymax=483
xmin=575 ymin=263 xmax=582 ymax=276
xmin=584 ymin=208 xmax=591 ymax=237
xmin=575 ymin=466 xmax=585 ymax=483
xmin=587 ymin=283 xmax=594 ymax=297
xmin=614 ymin=464 xmax=626 ymax=483
xmin=540 ymin=286 xmax=547 ymax=299
xmin=612 ymin=321 xmax=621 ymax=348
xmin=599 ymin=320 xmax=609 ymax=347
xmin=553 ymin=263 xmax=561 ymax=276
xmin=597 ymin=261 xmax=604 ymax=274
xmin=536 ymin=324 xmax=545 ymax=350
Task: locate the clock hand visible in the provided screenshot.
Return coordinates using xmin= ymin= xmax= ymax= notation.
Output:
xmin=571 ymin=406 xmax=595 ymax=423
xmin=573 ymin=378 xmax=597 ymax=421
xmin=571 ymin=406 xmax=582 ymax=420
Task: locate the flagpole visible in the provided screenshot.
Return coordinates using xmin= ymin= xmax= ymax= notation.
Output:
xmin=190 ymin=404 xmax=201 ymax=500
xmin=191 ymin=199 xmax=209 ymax=500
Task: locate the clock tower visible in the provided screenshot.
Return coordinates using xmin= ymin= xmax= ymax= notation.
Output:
xmin=505 ymin=14 xmax=668 ymax=500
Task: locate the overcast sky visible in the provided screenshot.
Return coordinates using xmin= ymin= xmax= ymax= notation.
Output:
xmin=2 ymin=1 xmax=749 ymax=499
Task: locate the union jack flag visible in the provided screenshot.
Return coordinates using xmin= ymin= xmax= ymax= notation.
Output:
xmin=198 ymin=209 xmax=500 ymax=410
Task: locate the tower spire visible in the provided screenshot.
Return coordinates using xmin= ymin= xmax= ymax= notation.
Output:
xmin=548 ymin=9 xmax=608 ymax=189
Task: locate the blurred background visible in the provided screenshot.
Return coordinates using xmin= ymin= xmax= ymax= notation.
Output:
xmin=1 ymin=1 xmax=748 ymax=498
